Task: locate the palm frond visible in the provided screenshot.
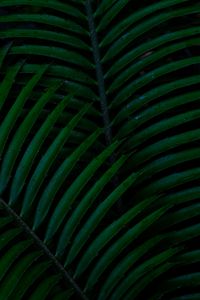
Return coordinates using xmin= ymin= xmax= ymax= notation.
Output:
xmin=0 ymin=0 xmax=200 ymax=299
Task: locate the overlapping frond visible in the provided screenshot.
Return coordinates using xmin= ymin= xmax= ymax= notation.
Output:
xmin=0 ymin=0 xmax=200 ymax=299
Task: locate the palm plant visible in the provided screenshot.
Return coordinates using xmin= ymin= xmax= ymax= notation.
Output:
xmin=0 ymin=0 xmax=200 ymax=299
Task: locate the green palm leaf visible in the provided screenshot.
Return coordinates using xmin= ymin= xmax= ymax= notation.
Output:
xmin=0 ymin=0 xmax=199 ymax=299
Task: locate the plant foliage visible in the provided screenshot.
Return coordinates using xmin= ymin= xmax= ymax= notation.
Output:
xmin=0 ymin=0 xmax=200 ymax=299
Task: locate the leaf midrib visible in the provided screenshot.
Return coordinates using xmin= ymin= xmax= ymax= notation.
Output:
xmin=0 ymin=198 xmax=88 ymax=300
xmin=85 ymin=0 xmax=112 ymax=146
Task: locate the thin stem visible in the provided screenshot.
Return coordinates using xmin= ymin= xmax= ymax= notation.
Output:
xmin=0 ymin=198 xmax=88 ymax=300
xmin=85 ymin=0 xmax=113 ymax=146
xmin=85 ymin=0 xmax=123 ymax=210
